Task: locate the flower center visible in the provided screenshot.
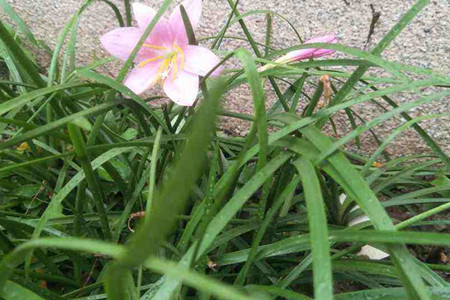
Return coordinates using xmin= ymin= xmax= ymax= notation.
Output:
xmin=139 ymin=44 xmax=185 ymax=86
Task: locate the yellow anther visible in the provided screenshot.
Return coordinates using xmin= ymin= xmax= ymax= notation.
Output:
xmin=161 ymin=58 xmax=171 ymax=76
xmin=138 ymin=55 xmax=164 ymax=68
xmin=141 ymin=44 xmax=185 ymax=87
xmin=151 ymin=59 xmax=166 ymax=86
xmin=143 ymin=44 xmax=169 ymax=51
xmin=171 ymin=53 xmax=179 ymax=81
xmin=154 ymin=57 xmax=171 ymax=87
xmin=173 ymin=45 xmax=185 ymax=70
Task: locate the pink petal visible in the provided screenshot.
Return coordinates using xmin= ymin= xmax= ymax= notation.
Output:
xmin=163 ymin=70 xmax=199 ymax=106
xmin=100 ymin=27 xmax=142 ymax=61
xmin=147 ymin=19 xmax=174 ymax=48
xmin=304 ymin=34 xmax=338 ymax=44
xmin=311 ymin=48 xmax=336 ymax=58
xmin=133 ymin=2 xmax=157 ymax=29
xmin=282 ymin=34 xmax=338 ymax=62
xmin=283 ymin=48 xmax=316 ymax=61
xmin=133 ymin=2 xmax=173 ymax=47
xmin=183 ymin=45 xmax=222 ymax=77
xmin=124 ymin=62 xmax=161 ymax=95
xmin=169 ymin=0 xmax=202 ymax=46
xmin=304 ymin=34 xmax=337 ymax=58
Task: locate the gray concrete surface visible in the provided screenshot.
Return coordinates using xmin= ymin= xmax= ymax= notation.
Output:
xmin=3 ymin=0 xmax=450 ymax=156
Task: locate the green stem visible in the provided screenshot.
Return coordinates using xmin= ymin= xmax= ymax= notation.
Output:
xmin=124 ymin=0 xmax=132 ymax=26
xmin=74 ymin=181 xmax=86 ymax=283
xmin=145 ymin=127 xmax=163 ymax=217
xmin=68 ymin=123 xmax=112 ymax=240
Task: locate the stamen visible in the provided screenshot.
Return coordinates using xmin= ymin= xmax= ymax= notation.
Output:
xmin=138 ymin=55 xmax=165 ymax=68
xmin=157 ymin=58 xmax=172 ymax=87
xmin=173 ymin=45 xmax=185 ymax=70
xmin=152 ymin=74 xmax=161 ymax=86
xmin=143 ymin=44 xmax=169 ymax=51
xmin=144 ymin=45 xmax=186 ymax=87
xmin=171 ymin=53 xmax=178 ymax=81
xmin=151 ymin=58 xmax=169 ymax=86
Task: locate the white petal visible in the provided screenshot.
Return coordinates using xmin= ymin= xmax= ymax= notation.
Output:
xmin=163 ymin=70 xmax=199 ymax=106
xmin=183 ymin=45 xmax=222 ymax=77
xmin=133 ymin=2 xmax=157 ymax=29
xmin=169 ymin=0 xmax=202 ymax=45
xmin=100 ymin=27 xmax=142 ymax=61
xmin=124 ymin=62 xmax=160 ymax=95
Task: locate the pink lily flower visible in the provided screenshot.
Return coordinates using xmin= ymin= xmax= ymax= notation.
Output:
xmin=259 ymin=34 xmax=338 ymax=72
xmin=100 ymin=0 xmax=222 ymax=106
xmin=279 ymin=34 xmax=338 ymax=63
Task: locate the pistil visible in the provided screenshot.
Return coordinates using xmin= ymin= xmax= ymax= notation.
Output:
xmin=138 ymin=43 xmax=186 ymax=86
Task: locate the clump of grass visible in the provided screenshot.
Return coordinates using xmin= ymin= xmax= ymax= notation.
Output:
xmin=0 ymin=0 xmax=450 ymax=299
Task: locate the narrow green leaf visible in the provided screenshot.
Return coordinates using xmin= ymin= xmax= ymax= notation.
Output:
xmin=293 ymin=158 xmax=333 ymax=300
